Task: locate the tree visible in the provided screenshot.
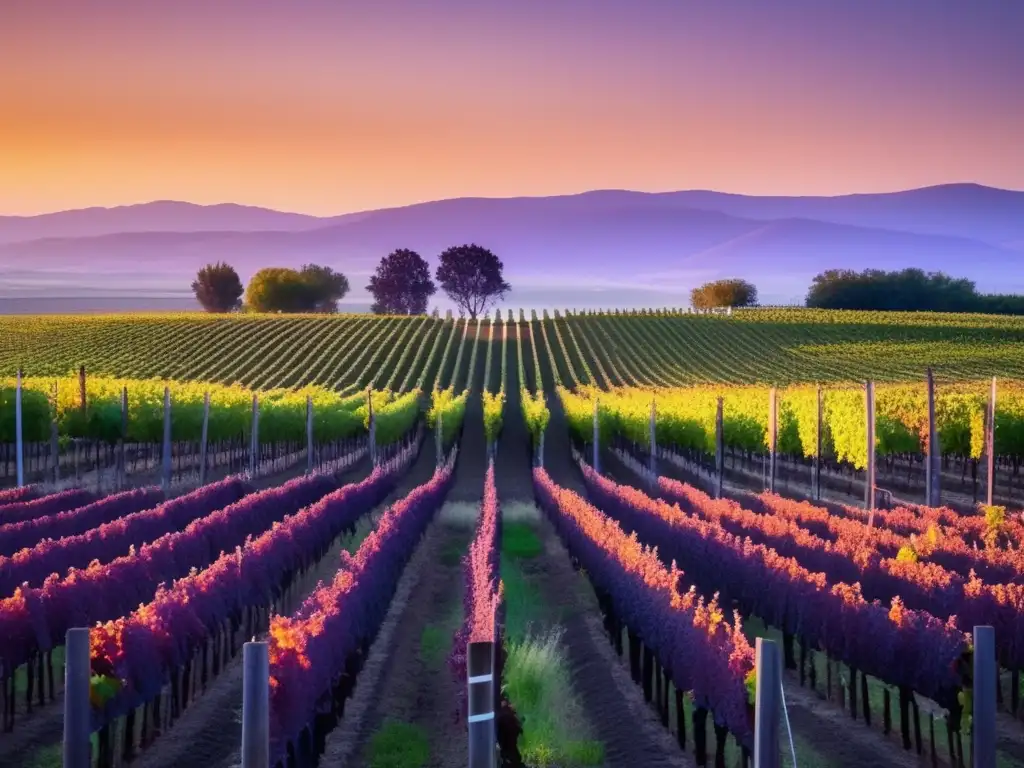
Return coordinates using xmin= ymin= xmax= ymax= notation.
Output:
xmin=244 ymin=265 xmax=350 ymax=313
xmin=691 ymin=279 xmax=757 ymax=310
xmin=366 ymin=249 xmax=436 ymax=314
xmin=435 ymin=244 xmax=511 ymax=319
xmin=192 ymin=262 xmax=243 ymax=313
xmin=805 ymin=268 xmax=978 ymax=312
xmin=299 ymin=264 xmax=350 ymax=313
xmin=245 ymin=268 xmax=313 ymax=313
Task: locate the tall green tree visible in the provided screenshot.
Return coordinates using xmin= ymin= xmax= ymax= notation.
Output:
xmin=244 ymin=265 xmax=349 ymax=313
xmin=299 ymin=264 xmax=350 ymax=313
xmin=191 ymin=262 xmax=243 ymax=313
xmin=367 ymin=249 xmax=436 ymax=314
xmin=805 ymin=268 xmax=980 ymax=312
xmin=245 ymin=268 xmax=313 ymax=313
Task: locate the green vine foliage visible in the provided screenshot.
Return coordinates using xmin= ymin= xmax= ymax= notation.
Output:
xmin=1 ymin=375 xmax=410 ymax=445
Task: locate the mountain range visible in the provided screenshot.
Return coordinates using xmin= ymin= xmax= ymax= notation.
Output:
xmin=1 ymin=183 xmax=1022 ymax=313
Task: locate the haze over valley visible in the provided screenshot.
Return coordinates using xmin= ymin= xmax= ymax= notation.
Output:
xmin=2 ymin=182 xmax=1022 ymax=313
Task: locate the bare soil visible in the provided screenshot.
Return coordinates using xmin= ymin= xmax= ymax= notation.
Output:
xmin=323 ymin=347 xmax=491 ymax=767
xmin=320 ymin=506 xmax=471 ymax=768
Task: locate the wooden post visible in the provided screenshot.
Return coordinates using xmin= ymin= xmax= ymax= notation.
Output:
xmin=78 ymin=365 xmax=87 ymax=412
xmin=199 ymin=392 xmax=210 ymax=485
xmin=648 ymin=399 xmax=657 ymax=483
xmin=15 ymin=369 xmax=24 ymax=488
xmin=715 ymin=397 xmax=724 ymax=499
xmin=592 ymin=398 xmax=600 ymax=474
xmin=986 ymin=377 xmax=996 ymax=507
xmin=753 ymin=637 xmax=781 ymax=768
xmin=249 ymin=394 xmax=259 ymax=478
xmin=865 ymin=381 xmax=876 ymax=523
xmin=813 ymin=386 xmax=823 ymax=501
xmin=241 ymin=641 xmax=270 ymax=768
xmin=467 ymin=641 xmax=497 ymax=768
xmin=974 ymin=625 xmax=996 ymax=768
xmin=305 ymin=394 xmax=313 ymax=474
xmin=63 ymin=628 xmax=92 ymax=768
xmin=119 ymin=386 xmax=128 ymax=490
xmin=367 ymin=388 xmax=377 ymax=466
xmin=50 ymin=382 xmax=60 ymax=485
xmin=925 ymin=369 xmax=940 ymax=507
xmin=77 ymin=369 xmax=86 ymax=487
xmin=767 ymin=387 xmax=778 ymax=493
xmin=161 ymin=386 xmax=172 ymax=493
xmin=436 ymin=410 xmax=444 ymax=467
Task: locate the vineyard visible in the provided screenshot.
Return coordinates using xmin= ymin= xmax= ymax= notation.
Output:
xmin=5 ymin=308 xmax=1024 ymax=386
xmin=1 ymin=306 xmax=1024 ymax=767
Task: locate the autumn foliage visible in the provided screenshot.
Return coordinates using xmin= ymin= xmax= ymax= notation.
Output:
xmin=267 ymin=452 xmax=455 ymax=762
xmin=533 ymin=466 xmax=755 ymax=744
xmin=577 ymin=461 xmax=968 ymax=708
xmin=89 ymin=444 xmax=419 ymax=728
xmin=450 ymin=463 xmax=503 ymax=716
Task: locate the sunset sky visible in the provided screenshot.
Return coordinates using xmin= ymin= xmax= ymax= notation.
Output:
xmin=3 ymin=0 xmax=1022 ymax=216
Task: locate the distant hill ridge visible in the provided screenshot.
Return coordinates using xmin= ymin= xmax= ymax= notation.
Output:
xmin=1 ymin=183 xmax=1022 ymax=308
xmin=3 ymin=182 xmax=1024 ymax=243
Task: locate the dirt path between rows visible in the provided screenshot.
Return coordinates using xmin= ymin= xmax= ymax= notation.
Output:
xmin=320 ymin=505 xmax=472 ymax=768
xmin=321 ymin=346 xmax=489 ymax=767
xmin=518 ymin=347 xmax=695 ymax=768
xmin=526 ymin=505 xmax=695 ymax=768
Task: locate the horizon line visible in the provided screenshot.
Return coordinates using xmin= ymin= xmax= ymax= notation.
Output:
xmin=2 ymin=180 xmax=1021 ymax=220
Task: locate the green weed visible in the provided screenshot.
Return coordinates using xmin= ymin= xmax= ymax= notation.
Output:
xmin=502 ymin=521 xmax=542 ymax=560
xmin=505 ymin=630 xmax=603 ymax=767
xmin=368 ymin=720 xmax=430 ymax=768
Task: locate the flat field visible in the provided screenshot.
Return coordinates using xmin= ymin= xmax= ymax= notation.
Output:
xmin=2 ymin=308 xmax=1024 ymax=386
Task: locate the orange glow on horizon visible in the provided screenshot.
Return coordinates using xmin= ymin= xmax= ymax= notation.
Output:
xmin=3 ymin=1 xmax=1022 ymax=216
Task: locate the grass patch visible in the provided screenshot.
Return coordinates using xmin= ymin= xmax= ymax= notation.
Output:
xmin=501 ymin=555 xmax=543 ymax=643
xmin=368 ymin=720 xmax=430 ymax=768
xmin=501 ymin=520 xmax=545 ymax=640
xmin=419 ymin=625 xmax=448 ymax=671
xmin=563 ymin=740 xmax=606 ymax=765
xmin=21 ymin=733 xmax=100 ymax=768
xmin=505 ymin=630 xmax=603 ymax=767
xmin=14 ymin=645 xmax=65 ymax=699
xmin=22 ymin=742 xmax=62 ymax=768
xmin=500 ymin=515 xmax=602 ymax=767
xmin=502 ymin=521 xmax=542 ymax=560
xmin=419 ymin=601 xmax=462 ymax=672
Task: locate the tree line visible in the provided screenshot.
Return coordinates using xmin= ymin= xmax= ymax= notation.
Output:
xmin=192 ymin=244 xmax=510 ymax=318
xmin=804 ymin=268 xmax=1024 ymax=314
xmin=691 ymin=269 xmax=1023 ymax=315
xmin=197 ymin=251 xmax=1019 ymax=317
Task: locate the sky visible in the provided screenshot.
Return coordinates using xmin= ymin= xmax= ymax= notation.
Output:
xmin=2 ymin=0 xmax=1023 ymax=216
